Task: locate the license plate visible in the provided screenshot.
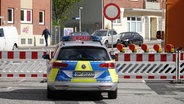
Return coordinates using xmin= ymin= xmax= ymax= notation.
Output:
xmin=73 ymin=71 xmax=95 ymax=77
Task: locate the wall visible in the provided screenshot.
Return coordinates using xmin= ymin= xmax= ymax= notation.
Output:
xmin=0 ymin=0 xmax=20 ymax=33
xmin=0 ymin=0 xmax=51 ymax=47
xmin=104 ymin=0 xmax=143 ymax=9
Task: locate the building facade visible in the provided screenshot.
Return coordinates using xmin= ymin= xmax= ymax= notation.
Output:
xmin=65 ymin=0 xmax=165 ymax=40
xmin=0 ymin=0 xmax=51 ymax=46
xmin=104 ymin=0 xmax=164 ymax=40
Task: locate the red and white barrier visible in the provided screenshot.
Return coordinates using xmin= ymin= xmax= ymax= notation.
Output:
xmin=116 ymin=53 xmax=176 ymax=62
xmin=0 ymin=50 xmax=51 ymax=78
xmin=120 ymin=75 xmax=184 ymax=80
xmin=0 ymin=51 xmax=48 ymax=60
xmin=0 ymin=73 xmax=47 ymax=78
xmin=116 ymin=52 xmax=184 ymax=80
xmin=180 ymin=52 xmax=184 ymax=61
xmin=0 ymin=50 xmax=183 ymax=80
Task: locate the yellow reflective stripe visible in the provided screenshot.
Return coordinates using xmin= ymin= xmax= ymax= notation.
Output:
xmin=71 ymin=78 xmax=96 ymax=82
xmin=108 ymin=69 xmax=119 ymax=82
xmin=75 ymin=61 xmax=92 ymax=71
xmin=48 ymin=68 xmax=59 ymax=82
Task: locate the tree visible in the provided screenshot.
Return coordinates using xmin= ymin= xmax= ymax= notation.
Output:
xmin=52 ymin=0 xmax=82 ymax=26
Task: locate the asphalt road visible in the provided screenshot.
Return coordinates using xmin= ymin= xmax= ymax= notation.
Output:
xmin=0 ymin=79 xmax=184 ymax=104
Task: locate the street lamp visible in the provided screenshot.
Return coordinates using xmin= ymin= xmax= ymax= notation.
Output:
xmin=79 ymin=7 xmax=83 ymax=32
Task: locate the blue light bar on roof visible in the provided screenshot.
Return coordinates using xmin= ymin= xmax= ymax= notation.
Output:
xmin=61 ymin=36 xmax=101 ymax=42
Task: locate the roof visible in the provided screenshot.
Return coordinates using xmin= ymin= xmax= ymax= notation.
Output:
xmin=124 ymin=8 xmax=162 ymax=16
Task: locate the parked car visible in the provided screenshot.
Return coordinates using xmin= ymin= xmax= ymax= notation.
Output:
xmin=91 ymin=29 xmax=120 ymax=48
xmin=0 ymin=26 xmax=19 ymax=50
xmin=119 ymin=32 xmax=143 ymax=47
xmin=69 ymin=32 xmax=90 ymax=36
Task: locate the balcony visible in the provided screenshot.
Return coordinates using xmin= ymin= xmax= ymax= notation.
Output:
xmin=144 ymin=0 xmax=160 ymax=10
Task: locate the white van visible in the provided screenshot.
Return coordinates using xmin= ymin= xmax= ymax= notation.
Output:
xmin=0 ymin=26 xmax=19 ymax=50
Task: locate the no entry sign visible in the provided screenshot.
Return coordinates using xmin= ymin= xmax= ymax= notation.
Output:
xmin=103 ymin=3 xmax=120 ymax=21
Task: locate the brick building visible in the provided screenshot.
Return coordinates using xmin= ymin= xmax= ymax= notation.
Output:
xmin=0 ymin=0 xmax=51 ymax=46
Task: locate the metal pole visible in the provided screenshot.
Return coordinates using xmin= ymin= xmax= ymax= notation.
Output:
xmin=50 ymin=0 xmax=52 ymax=45
xmin=176 ymin=50 xmax=181 ymax=83
xmin=102 ymin=0 xmax=104 ymax=29
xmin=79 ymin=8 xmax=81 ymax=32
xmin=111 ymin=20 xmax=114 ymax=52
xmin=79 ymin=7 xmax=83 ymax=32
xmin=161 ymin=0 xmax=166 ymax=50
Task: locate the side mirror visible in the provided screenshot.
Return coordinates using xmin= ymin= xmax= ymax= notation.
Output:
xmin=109 ymin=51 xmax=115 ymax=59
xmin=42 ymin=54 xmax=50 ymax=60
xmin=111 ymin=55 xmax=116 ymax=60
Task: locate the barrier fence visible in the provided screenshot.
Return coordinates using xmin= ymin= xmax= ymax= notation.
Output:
xmin=0 ymin=50 xmax=49 ymax=78
xmin=0 ymin=50 xmax=184 ymax=81
xmin=116 ymin=52 xmax=184 ymax=80
xmin=0 ymin=51 xmax=47 ymax=60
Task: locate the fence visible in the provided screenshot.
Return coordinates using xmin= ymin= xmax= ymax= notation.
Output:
xmin=116 ymin=52 xmax=184 ymax=80
xmin=0 ymin=50 xmax=48 ymax=78
xmin=0 ymin=50 xmax=184 ymax=81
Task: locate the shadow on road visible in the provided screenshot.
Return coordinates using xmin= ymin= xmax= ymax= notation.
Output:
xmin=0 ymin=89 xmax=104 ymax=101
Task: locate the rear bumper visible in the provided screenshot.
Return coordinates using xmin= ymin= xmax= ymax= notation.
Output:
xmin=48 ymin=82 xmax=118 ymax=91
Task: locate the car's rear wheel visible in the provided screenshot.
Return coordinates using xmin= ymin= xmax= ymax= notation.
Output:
xmin=115 ymin=39 xmax=120 ymax=46
xmin=47 ymin=86 xmax=55 ymax=99
xmin=138 ymin=41 xmax=143 ymax=47
xmin=105 ymin=41 xmax=109 ymax=48
xmin=124 ymin=41 xmax=129 ymax=47
xmin=108 ymin=89 xmax=117 ymax=99
xmin=12 ymin=43 xmax=18 ymax=50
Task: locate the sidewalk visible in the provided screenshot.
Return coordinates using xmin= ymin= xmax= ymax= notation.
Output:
xmin=18 ymin=40 xmax=162 ymax=50
xmin=144 ymin=39 xmax=162 ymax=44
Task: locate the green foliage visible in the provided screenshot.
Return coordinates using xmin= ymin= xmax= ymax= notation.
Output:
xmin=52 ymin=0 xmax=82 ymax=26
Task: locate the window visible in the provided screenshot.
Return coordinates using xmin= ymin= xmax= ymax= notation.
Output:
xmin=113 ymin=16 xmax=121 ymax=24
xmin=127 ymin=17 xmax=142 ymax=33
xmin=21 ymin=39 xmax=26 ymax=44
xmin=147 ymin=0 xmax=158 ymax=2
xmin=57 ymin=46 xmax=110 ymax=61
xmin=39 ymin=11 xmax=45 ymax=25
xmin=28 ymin=38 xmax=32 ymax=44
xmin=0 ymin=29 xmax=4 ymax=37
xmin=40 ymin=39 xmax=44 ymax=44
xmin=21 ymin=9 xmax=32 ymax=23
xmin=112 ymin=30 xmax=117 ymax=35
xmin=130 ymin=0 xmax=138 ymax=1
xmin=8 ymin=8 xmax=14 ymax=23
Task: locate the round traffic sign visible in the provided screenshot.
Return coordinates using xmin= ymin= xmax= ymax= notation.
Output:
xmin=103 ymin=3 xmax=120 ymax=21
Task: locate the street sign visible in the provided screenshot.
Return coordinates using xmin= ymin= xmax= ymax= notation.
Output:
xmin=103 ymin=3 xmax=120 ymax=21
xmin=72 ymin=17 xmax=80 ymax=20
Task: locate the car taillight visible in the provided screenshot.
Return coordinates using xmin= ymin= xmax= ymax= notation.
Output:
xmin=52 ymin=62 xmax=68 ymax=68
xmin=99 ymin=63 xmax=115 ymax=69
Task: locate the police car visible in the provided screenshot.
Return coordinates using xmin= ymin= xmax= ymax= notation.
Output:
xmin=43 ymin=35 xmax=118 ymax=99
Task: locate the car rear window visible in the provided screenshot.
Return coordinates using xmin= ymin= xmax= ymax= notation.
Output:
xmin=57 ymin=46 xmax=110 ymax=61
xmin=92 ymin=31 xmax=107 ymax=36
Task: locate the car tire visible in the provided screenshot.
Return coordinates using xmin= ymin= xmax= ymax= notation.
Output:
xmin=105 ymin=41 xmax=109 ymax=48
xmin=47 ymin=86 xmax=55 ymax=99
xmin=12 ymin=43 xmax=18 ymax=50
xmin=124 ymin=41 xmax=129 ymax=47
xmin=115 ymin=39 xmax=120 ymax=46
xmin=108 ymin=89 xmax=117 ymax=99
xmin=139 ymin=41 xmax=143 ymax=47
